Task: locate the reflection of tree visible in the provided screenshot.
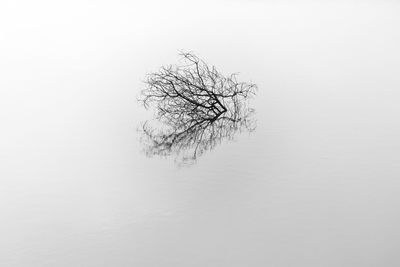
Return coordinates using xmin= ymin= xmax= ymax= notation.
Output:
xmin=139 ymin=52 xmax=257 ymax=164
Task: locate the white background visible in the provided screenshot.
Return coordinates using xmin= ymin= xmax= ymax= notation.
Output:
xmin=1 ymin=0 xmax=400 ymax=266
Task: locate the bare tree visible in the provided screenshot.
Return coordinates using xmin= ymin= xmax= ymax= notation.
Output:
xmin=139 ymin=52 xmax=257 ymax=164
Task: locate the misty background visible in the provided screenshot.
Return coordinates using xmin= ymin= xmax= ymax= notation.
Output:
xmin=1 ymin=0 xmax=400 ymax=266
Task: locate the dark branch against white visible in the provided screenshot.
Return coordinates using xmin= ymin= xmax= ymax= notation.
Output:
xmin=139 ymin=52 xmax=257 ymax=164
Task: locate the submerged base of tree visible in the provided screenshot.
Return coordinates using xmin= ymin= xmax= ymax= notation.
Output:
xmin=139 ymin=52 xmax=257 ymax=165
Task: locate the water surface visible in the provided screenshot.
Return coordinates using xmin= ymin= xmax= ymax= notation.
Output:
xmin=1 ymin=1 xmax=400 ymax=266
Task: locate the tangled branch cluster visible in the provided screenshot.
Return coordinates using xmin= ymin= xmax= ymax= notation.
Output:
xmin=139 ymin=52 xmax=257 ymax=164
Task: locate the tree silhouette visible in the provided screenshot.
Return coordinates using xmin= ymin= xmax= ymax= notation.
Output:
xmin=139 ymin=52 xmax=257 ymax=165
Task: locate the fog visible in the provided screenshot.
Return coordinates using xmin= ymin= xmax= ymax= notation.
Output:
xmin=1 ymin=1 xmax=400 ymax=266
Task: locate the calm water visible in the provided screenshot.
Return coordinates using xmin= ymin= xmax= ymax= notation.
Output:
xmin=1 ymin=1 xmax=400 ymax=266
